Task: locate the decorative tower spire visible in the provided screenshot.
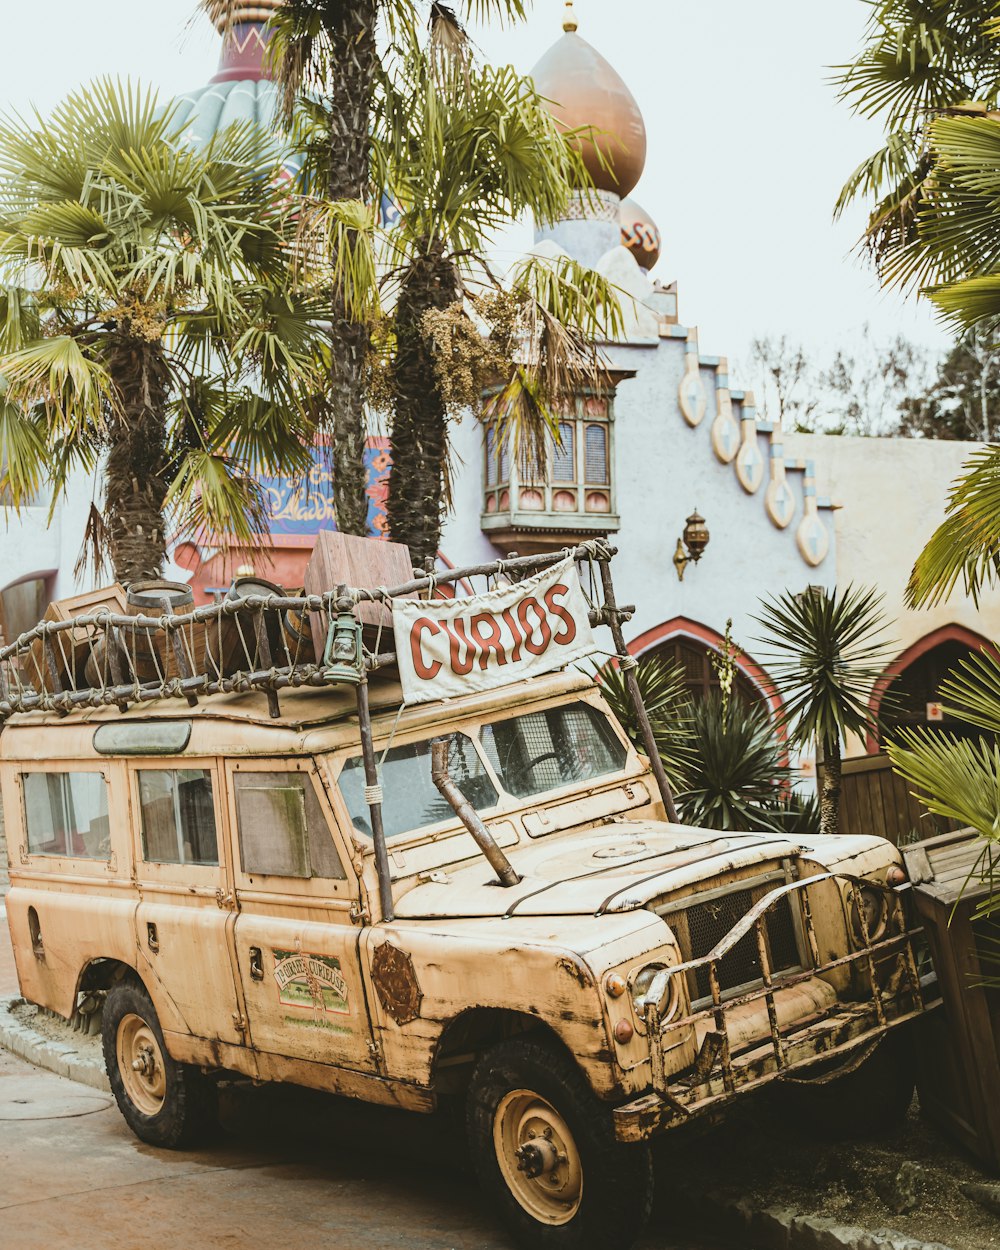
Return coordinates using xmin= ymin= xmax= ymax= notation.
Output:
xmin=563 ymin=1 xmax=578 ymax=32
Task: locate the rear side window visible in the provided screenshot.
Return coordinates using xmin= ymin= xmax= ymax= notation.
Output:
xmin=481 ymin=703 xmax=627 ymax=799
xmin=234 ymin=771 xmax=345 ymax=879
xmin=138 ymin=769 xmax=218 ymax=866
xmin=22 ymin=772 xmax=110 ymax=859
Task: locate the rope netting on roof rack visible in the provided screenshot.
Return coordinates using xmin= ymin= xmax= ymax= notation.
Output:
xmin=0 ymin=542 xmax=617 ymax=721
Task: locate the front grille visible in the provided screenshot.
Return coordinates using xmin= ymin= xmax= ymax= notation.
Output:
xmin=679 ymin=883 xmax=801 ymax=1003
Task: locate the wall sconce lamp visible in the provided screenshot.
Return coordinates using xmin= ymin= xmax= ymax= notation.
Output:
xmin=673 ymin=509 xmax=710 ymax=581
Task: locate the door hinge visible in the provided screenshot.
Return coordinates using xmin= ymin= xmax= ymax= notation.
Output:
xmin=349 ymin=901 xmax=370 ymax=925
xmin=215 ymin=889 xmax=234 ymax=909
xmin=367 ymin=1038 xmax=383 ymax=1067
xmin=231 ymin=1013 xmax=248 ymax=1033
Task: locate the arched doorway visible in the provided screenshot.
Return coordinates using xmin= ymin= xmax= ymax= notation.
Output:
xmin=627 ymin=617 xmax=777 ymax=714
xmin=873 ymin=625 xmax=999 ymax=747
xmin=0 ymin=573 xmax=54 ymax=646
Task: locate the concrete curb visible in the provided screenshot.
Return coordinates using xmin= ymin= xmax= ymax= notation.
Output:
xmin=702 ymin=1195 xmax=957 ymax=1250
xmin=0 ymin=995 xmax=110 ymax=1093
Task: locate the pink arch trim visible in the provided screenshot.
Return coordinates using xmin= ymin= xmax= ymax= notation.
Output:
xmin=867 ymin=622 xmax=1000 ymax=752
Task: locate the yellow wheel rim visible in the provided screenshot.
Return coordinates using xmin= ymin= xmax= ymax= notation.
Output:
xmin=117 ymin=1013 xmax=166 ymax=1117
xmin=493 ymin=1088 xmax=583 ymax=1226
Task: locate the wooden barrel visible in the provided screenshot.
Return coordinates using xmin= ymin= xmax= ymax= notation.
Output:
xmin=122 ymin=581 xmax=195 ymax=684
xmin=206 ymin=576 xmax=287 ymax=678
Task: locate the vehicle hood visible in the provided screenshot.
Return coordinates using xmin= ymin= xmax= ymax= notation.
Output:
xmin=393 ymin=822 xmax=813 ymax=919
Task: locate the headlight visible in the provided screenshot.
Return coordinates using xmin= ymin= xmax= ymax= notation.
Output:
xmin=850 ymin=884 xmax=888 ymax=944
xmin=630 ymin=962 xmax=678 ymax=1022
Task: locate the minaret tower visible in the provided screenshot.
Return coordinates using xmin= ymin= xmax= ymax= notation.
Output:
xmin=531 ymin=2 xmax=651 ymax=267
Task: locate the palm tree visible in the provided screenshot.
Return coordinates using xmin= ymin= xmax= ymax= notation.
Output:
xmin=754 ymin=587 xmax=895 ymax=837
xmin=598 ymin=654 xmax=694 ymax=792
xmin=0 ymin=80 xmax=329 ymax=585
xmin=206 ymin=0 xmax=531 ymax=540
xmin=835 ymin=1 xmax=1000 ymax=293
xmin=372 ymin=42 xmax=619 ymax=562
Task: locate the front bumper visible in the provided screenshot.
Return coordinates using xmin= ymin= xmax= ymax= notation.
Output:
xmin=614 ymin=870 xmax=938 ymax=1143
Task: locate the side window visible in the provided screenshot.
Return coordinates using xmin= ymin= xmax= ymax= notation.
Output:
xmin=138 ymin=769 xmax=218 ymax=866
xmin=22 ymin=772 xmax=110 ymax=859
xmin=338 ymin=733 xmax=497 ymax=841
xmin=234 ymin=771 xmax=345 ymax=880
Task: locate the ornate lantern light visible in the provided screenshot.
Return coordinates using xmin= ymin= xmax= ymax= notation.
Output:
xmin=673 ymin=510 xmax=710 ymax=581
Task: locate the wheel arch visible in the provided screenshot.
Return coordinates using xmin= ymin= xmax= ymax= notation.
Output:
xmin=431 ymin=1006 xmax=584 ymax=1095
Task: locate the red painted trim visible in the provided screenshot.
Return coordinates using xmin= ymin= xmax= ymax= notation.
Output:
xmin=628 ymin=616 xmax=783 ymax=721
xmin=867 ymin=623 xmax=1000 ymax=752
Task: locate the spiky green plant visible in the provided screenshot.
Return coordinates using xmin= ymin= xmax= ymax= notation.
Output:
xmin=676 ymin=692 xmax=791 ymax=833
xmin=754 ymin=586 xmax=896 ymax=837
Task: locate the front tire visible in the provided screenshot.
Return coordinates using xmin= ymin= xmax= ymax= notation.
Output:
xmin=102 ymin=977 xmax=216 ymax=1149
xmin=467 ymin=1038 xmax=653 ymax=1250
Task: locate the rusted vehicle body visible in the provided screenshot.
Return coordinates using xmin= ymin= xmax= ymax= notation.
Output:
xmin=0 ymin=545 xmax=935 ymax=1250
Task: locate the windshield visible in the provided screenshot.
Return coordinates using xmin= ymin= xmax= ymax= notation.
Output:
xmin=337 ymin=701 xmax=628 ymax=843
xmin=481 ymin=703 xmax=627 ymax=798
xmin=338 ymin=733 xmax=497 ymax=841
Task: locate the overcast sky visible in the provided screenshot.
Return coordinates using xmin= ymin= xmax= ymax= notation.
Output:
xmin=0 ymin=0 xmax=949 ymax=384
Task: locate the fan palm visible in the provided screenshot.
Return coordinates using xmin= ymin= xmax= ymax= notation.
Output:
xmin=754 ymin=586 xmax=895 ymax=837
xmin=206 ymin=0 xmax=532 ymax=540
xmin=0 ymin=79 xmax=330 ymax=585
xmin=371 ymin=41 xmax=619 ymax=562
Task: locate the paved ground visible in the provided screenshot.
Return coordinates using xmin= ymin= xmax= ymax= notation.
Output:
xmin=0 ymin=905 xmax=718 ymax=1250
xmin=0 ymin=1045 xmax=722 ymax=1250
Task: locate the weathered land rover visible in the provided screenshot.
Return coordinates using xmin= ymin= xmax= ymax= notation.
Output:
xmin=1 ymin=543 xmax=935 ymax=1250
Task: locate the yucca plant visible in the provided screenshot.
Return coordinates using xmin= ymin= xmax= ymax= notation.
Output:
xmin=0 ymin=79 xmax=331 ymax=584
xmin=676 ymin=692 xmax=790 ymax=833
xmin=597 ymin=655 xmax=694 ymax=792
xmin=754 ymin=586 xmax=896 ymax=837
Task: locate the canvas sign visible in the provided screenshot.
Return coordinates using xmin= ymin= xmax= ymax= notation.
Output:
xmin=392 ymin=557 xmax=597 ymax=705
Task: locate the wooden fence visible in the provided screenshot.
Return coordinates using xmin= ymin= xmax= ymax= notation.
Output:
xmin=834 ymin=752 xmax=963 ymax=846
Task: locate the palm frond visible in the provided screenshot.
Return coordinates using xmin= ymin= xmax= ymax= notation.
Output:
xmin=596 ymin=655 xmax=694 ymax=791
xmin=888 ymin=727 xmax=1000 ymax=839
xmin=906 ymin=445 xmax=1000 ymax=607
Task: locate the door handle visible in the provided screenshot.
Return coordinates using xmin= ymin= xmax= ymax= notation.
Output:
xmin=249 ymin=946 xmax=264 ymax=981
xmin=146 ymin=922 xmax=159 ymax=953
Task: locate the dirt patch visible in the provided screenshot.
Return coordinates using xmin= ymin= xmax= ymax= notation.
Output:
xmin=658 ymin=1092 xmax=998 ymax=1250
xmin=10 ymin=1000 xmax=104 ymax=1065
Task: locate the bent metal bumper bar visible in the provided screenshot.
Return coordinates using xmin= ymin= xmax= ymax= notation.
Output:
xmin=614 ymin=872 xmax=939 ymax=1144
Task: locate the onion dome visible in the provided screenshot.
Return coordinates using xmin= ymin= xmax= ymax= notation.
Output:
xmin=619 ymin=196 xmax=661 ymax=271
xmin=171 ymin=1 xmax=282 ymax=148
xmin=530 ymin=1 xmax=647 ymax=197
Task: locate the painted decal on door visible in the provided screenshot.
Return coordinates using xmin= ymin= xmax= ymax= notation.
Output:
xmin=273 ymin=950 xmax=350 ymax=1019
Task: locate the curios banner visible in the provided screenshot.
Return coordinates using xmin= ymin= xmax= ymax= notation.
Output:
xmin=392 ymin=558 xmax=597 ymax=705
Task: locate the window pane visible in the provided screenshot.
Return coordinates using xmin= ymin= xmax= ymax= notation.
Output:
xmin=552 ymin=422 xmax=575 ymax=482
xmin=485 ymin=427 xmax=497 ymax=487
xmin=138 ymin=769 xmax=218 ymax=866
xmin=339 ymin=734 xmax=497 ymax=842
xmin=23 ymin=772 xmax=109 ymax=859
xmin=585 ymin=424 xmax=609 ymax=485
xmin=499 ymin=439 xmax=510 ymax=485
xmin=235 ymin=771 xmax=344 ymax=879
xmin=481 ymin=704 xmax=626 ymax=800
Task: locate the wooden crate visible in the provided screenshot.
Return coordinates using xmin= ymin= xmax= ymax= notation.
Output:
xmin=303 ymin=533 xmax=413 ymax=659
xmin=26 ymin=584 xmax=128 ymax=693
xmin=904 ymin=828 xmax=1000 ymax=1173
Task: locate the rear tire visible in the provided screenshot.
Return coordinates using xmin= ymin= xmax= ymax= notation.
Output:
xmin=776 ymin=1027 xmax=916 ymax=1140
xmin=467 ymin=1038 xmax=653 ymax=1250
xmin=102 ymin=977 xmax=216 ymax=1149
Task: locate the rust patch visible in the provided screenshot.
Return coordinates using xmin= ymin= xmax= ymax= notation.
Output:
xmin=556 ymin=954 xmax=590 ymax=989
xmin=371 ymin=942 xmax=423 ymax=1026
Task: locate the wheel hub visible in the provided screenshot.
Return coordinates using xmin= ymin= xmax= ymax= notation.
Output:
xmin=117 ymin=1013 xmax=167 ymax=1117
xmin=494 ymin=1088 xmax=583 ymax=1225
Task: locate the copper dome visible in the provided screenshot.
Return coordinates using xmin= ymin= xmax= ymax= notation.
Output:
xmin=619 ymin=196 xmax=661 ymax=271
xmin=531 ymin=4 xmax=647 ymax=196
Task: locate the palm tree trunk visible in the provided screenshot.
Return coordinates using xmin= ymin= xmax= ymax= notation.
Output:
xmin=324 ymin=0 xmax=378 ymax=538
xmin=819 ymin=734 xmax=842 ymax=837
xmin=387 ymin=249 xmax=459 ymax=566
xmin=104 ymin=337 xmax=171 ymax=584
